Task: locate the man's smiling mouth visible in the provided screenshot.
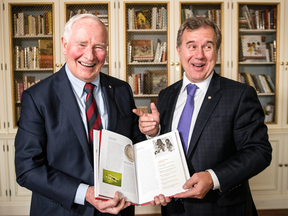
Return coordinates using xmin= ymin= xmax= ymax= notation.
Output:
xmin=192 ymin=63 xmax=205 ymax=67
xmin=79 ymin=61 xmax=96 ymax=67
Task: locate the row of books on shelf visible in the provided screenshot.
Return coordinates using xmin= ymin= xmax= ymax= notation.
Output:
xmin=181 ymin=7 xmax=221 ymax=28
xmin=239 ymin=72 xmax=275 ymax=94
xmin=127 ymin=7 xmax=167 ymax=30
xmin=14 ymin=40 xmax=53 ymax=69
xmin=128 ymin=70 xmax=167 ymax=95
xmin=15 ymin=76 xmax=40 ymax=103
xmin=240 ymin=35 xmax=276 ymax=62
xmin=13 ymin=11 xmax=52 ymax=36
xmin=240 ymin=5 xmax=276 ymax=30
xmin=128 ymin=39 xmax=166 ymax=63
xmin=67 ymin=9 xmax=108 ymax=26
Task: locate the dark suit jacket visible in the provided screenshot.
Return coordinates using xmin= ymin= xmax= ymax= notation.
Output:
xmin=158 ymin=72 xmax=272 ymax=216
xmin=15 ymin=66 xmax=146 ymax=216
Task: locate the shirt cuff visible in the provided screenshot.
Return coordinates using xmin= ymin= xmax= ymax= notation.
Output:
xmin=206 ymin=169 xmax=221 ymax=191
xmin=74 ymin=183 xmax=89 ymax=205
xmin=145 ymin=125 xmax=161 ymax=139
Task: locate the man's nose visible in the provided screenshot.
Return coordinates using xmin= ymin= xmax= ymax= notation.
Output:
xmin=83 ymin=47 xmax=94 ymax=60
xmin=194 ymin=48 xmax=204 ymax=59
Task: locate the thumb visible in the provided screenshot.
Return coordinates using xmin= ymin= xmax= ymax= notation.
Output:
xmin=150 ymin=103 xmax=159 ymax=115
xmin=183 ymin=175 xmax=197 ymax=190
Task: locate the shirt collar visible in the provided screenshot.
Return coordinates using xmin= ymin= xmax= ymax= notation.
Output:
xmin=181 ymin=71 xmax=213 ymax=94
xmin=65 ymin=64 xmax=101 ymax=98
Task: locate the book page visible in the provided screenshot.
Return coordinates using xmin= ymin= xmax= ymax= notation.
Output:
xmin=134 ymin=130 xmax=190 ymax=205
xmin=94 ymin=129 xmax=138 ymax=203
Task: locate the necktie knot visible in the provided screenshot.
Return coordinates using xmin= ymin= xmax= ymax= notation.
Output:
xmin=186 ymin=83 xmax=198 ymax=97
xmin=84 ymin=83 xmax=95 ymax=94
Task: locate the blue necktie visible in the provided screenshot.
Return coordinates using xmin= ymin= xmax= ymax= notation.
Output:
xmin=177 ymin=84 xmax=198 ymax=154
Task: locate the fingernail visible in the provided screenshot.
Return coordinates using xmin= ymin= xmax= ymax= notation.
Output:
xmin=183 ymin=184 xmax=187 ymax=189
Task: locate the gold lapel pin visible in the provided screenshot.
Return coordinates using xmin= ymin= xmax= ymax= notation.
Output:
xmin=109 ymin=85 xmax=112 ymax=88
xmin=208 ymin=96 xmax=211 ymax=99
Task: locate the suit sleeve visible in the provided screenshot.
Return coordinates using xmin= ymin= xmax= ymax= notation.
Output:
xmin=15 ymin=90 xmax=80 ymax=211
xmin=212 ymin=86 xmax=272 ymax=193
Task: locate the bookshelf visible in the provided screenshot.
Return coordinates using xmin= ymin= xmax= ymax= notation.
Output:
xmin=123 ymin=2 xmax=169 ymax=111
xmin=236 ymin=3 xmax=278 ymax=124
xmin=8 ymin=3 xmax=54 ymax=128
xmin=0 ymin=0 xmax=288 ymax=214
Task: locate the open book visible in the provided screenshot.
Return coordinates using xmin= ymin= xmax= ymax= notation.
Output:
xmin=93 ymin=129 xmax=190 ymax=206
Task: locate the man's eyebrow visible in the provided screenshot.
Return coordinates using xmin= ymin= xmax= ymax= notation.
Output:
xmin=186 ymin=40 xmax=195 ymax=45
xmin=76 ymin=40 xmax=88 ymax=44
xmin=96 ymin=42 xmax=106 ymax=46
xmin=206 ymin=40 xmax=215 ymax=45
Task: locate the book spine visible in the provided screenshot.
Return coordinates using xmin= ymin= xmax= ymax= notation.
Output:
xmin=15 ymin=46 xmax=21 ymax=69
xmin=13 ymin=14 xmax=18 ymax=36
xmin=45 ymin=12 xmax=49 ymax=35
xmin=152 ymin=7 xmax=157 ymax=29
xmin=48 ymin=11 xmax=52 ymax=34
xmin=161 ymin=42 xmax=167 ymax=62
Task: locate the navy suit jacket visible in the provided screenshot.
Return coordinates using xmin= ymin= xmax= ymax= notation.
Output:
xmin=158 ymin=72 xmax=272 ymax=216
xmin=15 ymin=66 xmax=145 ymax=216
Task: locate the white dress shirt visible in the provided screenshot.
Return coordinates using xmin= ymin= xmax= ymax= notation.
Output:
xmin=172 ymin=72 xmax=220 ymax=190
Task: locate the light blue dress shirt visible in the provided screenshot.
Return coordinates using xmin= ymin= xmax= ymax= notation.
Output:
xmin=65 ymin=64 xmax=108 ymax=205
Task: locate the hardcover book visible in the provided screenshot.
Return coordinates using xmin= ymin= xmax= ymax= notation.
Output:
xmin=94 ymin=129 xmax=189 ymax=206
xmin=240 ymin=35 xmax=266 ymax=61
xmin=131 ymin=40 xmax=153 ymax=62
xmin=38 ymin=39 xmax=53 ymax=68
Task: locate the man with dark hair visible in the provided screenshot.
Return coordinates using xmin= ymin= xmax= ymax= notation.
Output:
xmin=133 ymin=17 xmax=272 ymax=216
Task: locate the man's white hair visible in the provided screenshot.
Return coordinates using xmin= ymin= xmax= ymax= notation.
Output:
xmin=63 ymin=13 xmax=108 ymax=43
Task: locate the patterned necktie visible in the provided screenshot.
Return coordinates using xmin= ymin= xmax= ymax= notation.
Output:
xmin=177 ymin=84 xmax=198 ymax=154
xmin=84 ymin=83 xmax=103 ymax=148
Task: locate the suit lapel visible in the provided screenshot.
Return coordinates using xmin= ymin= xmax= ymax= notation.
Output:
xmin=100 ymin=73 xmax=118 ymax=132
xmin=162 ymin=81 xmax=182 ymax=134
xmin=186 ymin=73 xmax=222 ymax=158
xmin=53 ymin=68 xmax=93 ymax=165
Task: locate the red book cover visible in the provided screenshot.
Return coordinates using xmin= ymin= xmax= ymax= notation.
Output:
xmin=264 ymin=9 xmax=269 ymax=29
xmin=39 ymin=54 xmax=53 ymax=68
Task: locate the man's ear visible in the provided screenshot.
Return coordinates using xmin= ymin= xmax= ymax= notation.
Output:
xmin=61 ymin=37 xmax=67 ymax=55
xmin=176 ymin=46 xmax=181 ymax=58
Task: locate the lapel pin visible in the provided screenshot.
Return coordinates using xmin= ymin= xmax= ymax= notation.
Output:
xmin=109 ymin=85 xmax=112 ymax=88
xmin=208 ymin=96 xmax=211 ymax=99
